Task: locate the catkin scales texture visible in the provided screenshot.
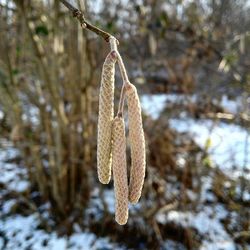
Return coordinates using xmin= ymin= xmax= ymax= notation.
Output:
xmin=126 ymin=83 xmax=146 ymax=204
xmin=112 ymin=117 xmax=129 ymax=225
xmin=97 ymin=51 xmax=117 ymax=184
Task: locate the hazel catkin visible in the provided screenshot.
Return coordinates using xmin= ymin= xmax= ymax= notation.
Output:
xmin=125 ymin=83 xmax=146 ymax=204
xmin=97 ymin=51 xmax=117 ymax=184
xmin=112 ymin=117 xmax=129 ymax=225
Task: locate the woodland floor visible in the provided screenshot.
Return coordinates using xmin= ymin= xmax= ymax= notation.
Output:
xmin=0 ymin=94 xmax=249 ymax=250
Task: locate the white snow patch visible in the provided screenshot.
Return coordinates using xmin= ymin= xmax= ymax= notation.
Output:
xmin=141 ymin=94 xmax=168 ymax=119
xmin=103 ymin=189 xmax=115 ymax=214
xmin=221 ymin=95 xmax=242 ymax=114
xmin=141 ymin=94 xmax=249 ymax=173
xmin=0 ymin=214 xmax=121 ymax=250
xmin=170 ymin=119 xmax=249 ymax=172
xmin=164 ymin=239 xmax=186 ymax=250
xmin=141 ymin=93 xmax=243 ymax=118
xmin=157 ymin=205 xmax=235 ymax=250
xmin=0 ymin=147 xmax=19 ymax=161
xmin=0 ymin=162 xmax=29 ymax=192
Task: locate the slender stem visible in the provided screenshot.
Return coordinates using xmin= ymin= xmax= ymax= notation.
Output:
xmin=117 ymin=53 xmax=129 ymax=83
xmin=109 ymin=37 xmax=130 ymax=117
xmin=109 ymin=36 xmax=129 ymax=84
xmin=60 ymin=0 xmax=76 ymax=12
xmin=117 ymin=85 xmax=126 ymax=117
xmin=109 ymin=36 xmax=118 ymax=51
xmin=60 ymin=1 xmax=131 ymax=117
xmin=59 ymin=0 xmax=113 ymax=42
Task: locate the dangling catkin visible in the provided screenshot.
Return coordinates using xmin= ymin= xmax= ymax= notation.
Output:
xmin=125 ymin=83 xmax=146 ymax=204
xmin=97 ymin=51 xmax=117 ymax=184
xmin=112 ymin=117 xmax=129 ymax=225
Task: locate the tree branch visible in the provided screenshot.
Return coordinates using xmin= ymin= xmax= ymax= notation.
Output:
xmin=59 ymin=0 xmax=113 ymax=42
xmin=60 ymin=0 xmax=130 ymax=117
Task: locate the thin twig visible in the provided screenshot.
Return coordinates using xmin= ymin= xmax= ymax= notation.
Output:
xmin=60 ymin=1 xmax=131 ymax=117
xmin=116 ymin=79 xmax=129 ymax=117
xmin=117 ymin=85 xmax=126 ymax=117
xmin=109 ymin=36 xmax=130 ymax=117
xmin=109 ymin=36 xmax=118 ymax=51
xmin=59 ymin=0 xmax=112 ymax=42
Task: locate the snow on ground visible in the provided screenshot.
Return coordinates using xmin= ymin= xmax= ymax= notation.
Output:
xmin=141 ymin=94 xmax=245 ymax=119
xmin=0 ymin=143 xmax=29 ymax=192
xmin=156 ymin=206 xmax=235 ymax=250
xmin=141 ymin=94 xmax=249 ymax=249
xmin=0 ymin=214 xmax=124 ymax=250
xmin=141 ymin=94 xmax=171 ymax=119
xmin=141 ymin=94 xmax=250 ymax=176
xmin=170 ymin=118 xmax=249 ymax=173
xmin=0 ymin=94 xmax=249 ymax=250
xmin=0 ymin=145 xmax=125 ymax=250
xmin=156 ymin=174 xmax=240 ymax=250
xmin=220 ymin=95 xmax=244 ymax=114
xmin=0 ymin=162 xmax=29 ymax=192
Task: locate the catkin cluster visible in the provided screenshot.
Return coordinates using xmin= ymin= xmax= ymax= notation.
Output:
xmin=112 ymin=117 xmax=129 ymax=225
xmin=97 ymin=51 xmax=117 ymax=184
xmin=125 ymin=83 xmax=146 ymax=204
xmin=97 ymin=37 xmax=146 ymax=225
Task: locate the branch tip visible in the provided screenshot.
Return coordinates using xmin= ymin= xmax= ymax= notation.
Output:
xmin=59 ymin=0 xmax=112 ymax=42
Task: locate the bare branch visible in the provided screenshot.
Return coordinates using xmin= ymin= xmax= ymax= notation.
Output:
xmin=59 ymin=0 xmax=113 ymax=42
xmin=60 ymin=1 xmax=130 ymax=117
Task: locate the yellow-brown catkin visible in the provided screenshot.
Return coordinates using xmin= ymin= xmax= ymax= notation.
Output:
xmin=125 ymin=83 xmax=146 ymax=204
xmin=97 ymin=51 xmax=117 ymax=184
xmin=112 ymin=117 xmax=129 ymax=225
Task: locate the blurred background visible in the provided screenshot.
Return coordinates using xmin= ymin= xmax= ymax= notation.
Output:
xmin=0 ymin=0 xmax=249 ymax=249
